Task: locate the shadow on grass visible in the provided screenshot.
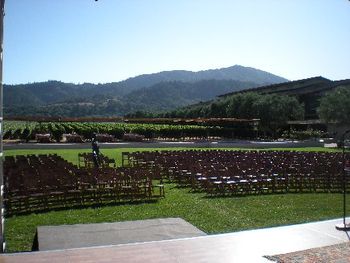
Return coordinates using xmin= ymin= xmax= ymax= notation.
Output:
xmin=201 ymin=191 xmax=343 ymax=199
xmin=5 ymin=199 xmax=159 ymax=218
xmin=171 ymin=185 xmax=191 ymax=189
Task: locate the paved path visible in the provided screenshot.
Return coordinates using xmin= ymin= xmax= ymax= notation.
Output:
xmin=36 ymin=218 xmax=206 ymax=251
xmin=1 ymin=217 xmax=349 ymax=262
xmin=4 ymin=140 xmax=323 ymax=150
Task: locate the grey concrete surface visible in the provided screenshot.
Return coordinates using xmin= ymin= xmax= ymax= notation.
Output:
xmin=3 ymin=217 xmax=350 ymax=263
xmin=2 ymin=217 xmax=350 ymax=262
xmin=36 ymin=218 xmax=207 ymax=251
xmin=4 ymin=140 xmax=323 ymax=150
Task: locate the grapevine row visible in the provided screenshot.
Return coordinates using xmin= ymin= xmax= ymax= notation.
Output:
xmin=3 ymin=121 xmax=256 ymax=141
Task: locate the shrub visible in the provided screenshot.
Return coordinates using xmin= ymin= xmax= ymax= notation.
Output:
xmin=3 ymin=130 xmax=12 ymax=140
xmin=96 ymin=133 xmax=114 ymax=142
xmin=65 ymin=134 xmax=84 ymax=143
xmin=20 ymin=128 xmax=31 ymax=142
xmin=282 ymin=129 xmax=327 ymax=140
xmin=35 ymin=134 xmax=52 ymax=143
xmin=123 ymin=133 xmax=144 ymax=142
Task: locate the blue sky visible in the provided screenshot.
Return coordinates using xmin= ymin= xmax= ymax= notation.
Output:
xmin=3 ymin=0 xmax=350 ymax=84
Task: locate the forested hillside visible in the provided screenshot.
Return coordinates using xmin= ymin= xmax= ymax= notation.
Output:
xmin=4 ymin=65 xmax=288 ymax=117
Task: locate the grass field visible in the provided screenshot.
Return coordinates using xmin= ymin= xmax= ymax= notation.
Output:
xmin=4 ymin=146 xmax=340 ymax=166
xmin=4 ymin=146 xmax=346 ymax=253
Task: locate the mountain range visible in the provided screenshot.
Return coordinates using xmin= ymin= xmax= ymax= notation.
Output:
xmin=4 ymin=65 xmax=288 ymax=117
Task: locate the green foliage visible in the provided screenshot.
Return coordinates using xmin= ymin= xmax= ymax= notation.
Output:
xmin=318 ymin=87 xmax=350 ymax=124
xmin=4 ymin=66 xmax=288 ymax=118
xmin=3 ymin=121 xmax=37 ymax=140
xmin=168 ymin=93 xmax=304 ymax=137
xmin=20 ymin=128 xmax=31 ymax=142
xmin=12 ymin=129 xmax=23 ymax=140
xmin=48 ymin=123 xmax=66 ymax=142
xmin=3 ymin=130 xmax=12 ymax=140
xmin=4 ymin=121 xmax=220 ymax=140
xmin=226 ymin=92 xmax=260 ymax=118
xmin=4 ymin=79 xmax=263 ymax=117
xmin=253 ymin=94 xmax=304 ymax=136
xmin=282 ymin=129 xmax=327 ymax=140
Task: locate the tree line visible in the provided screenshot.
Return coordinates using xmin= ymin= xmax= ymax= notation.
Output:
xmin=160 ymin=92 xmax=304 ymax=137
xmin=129 ymin=87 xmax=350 ymax=137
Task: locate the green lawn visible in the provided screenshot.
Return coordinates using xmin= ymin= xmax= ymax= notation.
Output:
xmin=4 ymin=146 xmax=345 ymax=253
xmin=4 ymin=146 xmax=340 ymax=166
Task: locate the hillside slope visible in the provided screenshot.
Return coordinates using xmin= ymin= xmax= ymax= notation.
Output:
xmin=4 ymin=65 xmax=288 ymax=117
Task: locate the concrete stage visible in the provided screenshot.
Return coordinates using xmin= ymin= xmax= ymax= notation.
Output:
xmin=1 ymin=217 xmax=349 ymax=262
xmin=36 ymin=218 xmax=206 ymax=251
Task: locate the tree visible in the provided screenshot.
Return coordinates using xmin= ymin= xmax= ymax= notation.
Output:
xmin=318 ymin=87 xmax=350 ymax=124
xmin=209 ymin=101 xmax=227 ymax=117
xmin=225 ymin=93 xmax=261 ymax=119
xmin=253 ymin=94 xmax=304 ymax=136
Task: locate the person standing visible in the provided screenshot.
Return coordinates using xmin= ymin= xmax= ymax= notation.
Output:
xmin=91 ymin=133 xmax=101 ymax=168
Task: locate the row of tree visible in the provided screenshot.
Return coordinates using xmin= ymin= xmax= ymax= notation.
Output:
xmin=127 ymin=87 xmax=347 ymax=137
xmin=160 ymin=93 xmax=303 ymax=136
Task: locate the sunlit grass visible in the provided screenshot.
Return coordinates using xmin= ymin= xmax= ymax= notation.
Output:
xmin=5 ymin=188 xmax=345 ymax=253
xmin=4 ymin=146 xmax=340 ymax=166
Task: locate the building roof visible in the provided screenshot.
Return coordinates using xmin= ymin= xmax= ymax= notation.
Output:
xmin=332 ymin=79 xmax=350 ymax=88
xmin=219 ymin=76 xmax=340 ymax=98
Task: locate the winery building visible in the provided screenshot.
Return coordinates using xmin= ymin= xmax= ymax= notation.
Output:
xmin=219 ymin=76 xmax=350 ymax=120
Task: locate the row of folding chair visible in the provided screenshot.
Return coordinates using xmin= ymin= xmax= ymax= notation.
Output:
xmin=4 ymin=155 xmax=164 ymax=215
xmin=126 ymin=150 xmax=347 ymax=196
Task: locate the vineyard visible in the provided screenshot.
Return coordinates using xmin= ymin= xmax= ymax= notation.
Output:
xmin=3 ymin=120 xmax=257 ymax=142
